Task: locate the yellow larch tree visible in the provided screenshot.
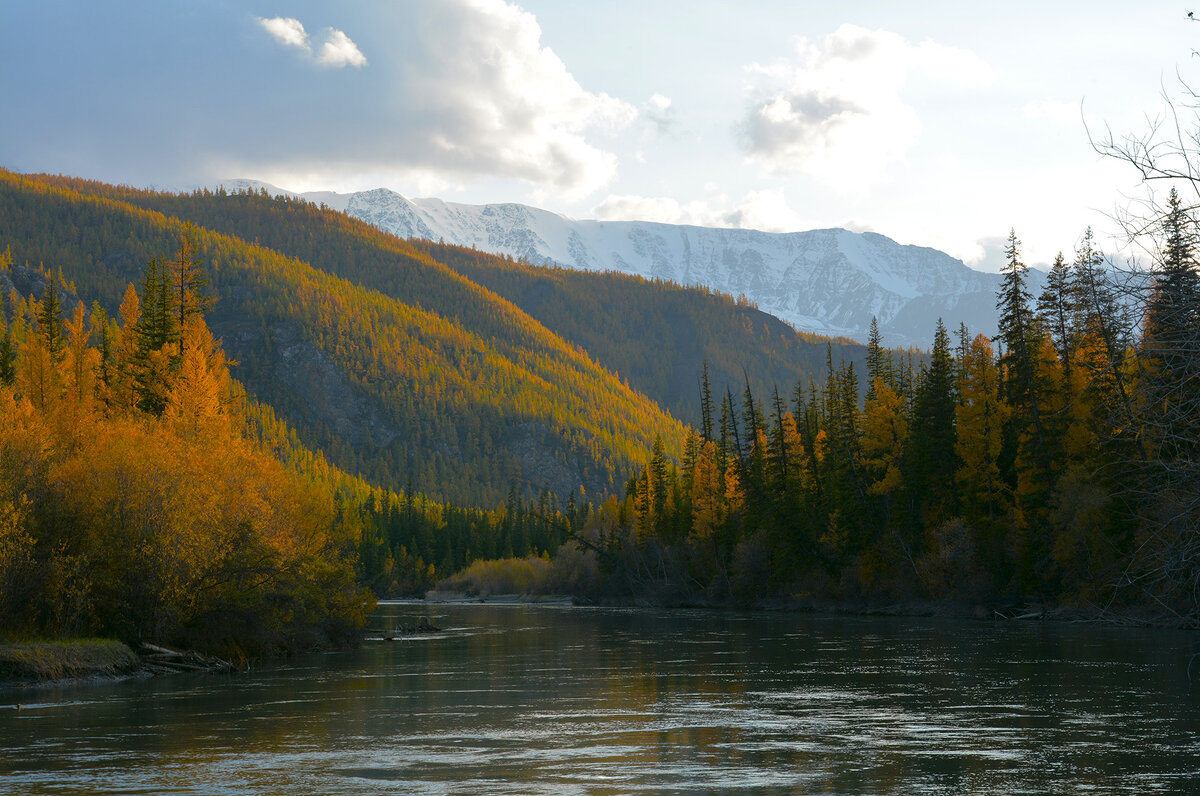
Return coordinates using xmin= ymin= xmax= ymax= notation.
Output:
xmin=955 ymin=334 xmax=1008 ymax=525
xmin=860 ymin=377 xmax=907 ymax=499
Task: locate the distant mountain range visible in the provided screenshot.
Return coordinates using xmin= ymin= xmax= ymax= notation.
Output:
xmin=219 ymin=179 xmax=1038 ymax=347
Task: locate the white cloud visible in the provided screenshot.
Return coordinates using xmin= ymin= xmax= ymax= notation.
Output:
xmin=390 ymin=0 xmax=637 ymax=198
xmin=242 ymin=3 xmax=638 ymax=197
xmin=593 ymin=187 xmax=809 ymax=233
xmin=259 ymin=17 xmax=366 ymax=69
xmin=317 ymin=29 xmax=367 ymax=68
xmin=738 ymin=24 xmax=994 ymax=191
xmin=643 ymin=92 xmax=676 ymax=134
xmin=259 ymin=17 xmax=310 ymax=53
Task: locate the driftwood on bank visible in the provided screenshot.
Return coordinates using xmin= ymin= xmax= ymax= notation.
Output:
xmin=138 ymin=643 xmax=236 ymax=674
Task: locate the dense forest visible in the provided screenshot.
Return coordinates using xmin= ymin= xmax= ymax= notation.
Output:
xmin=577 ymin=211 xmax=1200 ymax=626
xmin=4 ymin=167 xmax=1197 ymax=641
xmin=0 ymin=170 xmax=685 ymax=507
xmin=14 ymin=173 xmax=875 ymax=429
xmin=0 ymin=238 xmax=594 ymax=654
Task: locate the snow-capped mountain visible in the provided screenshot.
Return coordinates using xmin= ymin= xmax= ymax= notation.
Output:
xmin=220 ymin=180 xmax=1033 ymax=347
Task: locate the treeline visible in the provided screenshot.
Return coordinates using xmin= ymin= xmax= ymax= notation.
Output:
xmin=592 ymin=204 xmax=1200 ymax=625
xmin=0 ymin=244 xmax=370 ymax=658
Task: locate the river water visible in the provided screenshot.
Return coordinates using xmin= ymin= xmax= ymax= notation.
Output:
xmin=2 ymin=603 xmax=1199 ymax=794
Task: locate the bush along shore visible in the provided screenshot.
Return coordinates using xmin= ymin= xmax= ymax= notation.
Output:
xmin=0 ymin=638 xmax=236 ymax=689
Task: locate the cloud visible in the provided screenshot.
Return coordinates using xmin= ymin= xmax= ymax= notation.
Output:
xmin=259 ymin=17 xmax=310 ymax=52
xmin=258 ymin=16 xmax=365 ymax=69
xmin=644 ymin=93 xmax=676 ymax=134
xmin=593 ymin=186 xmax=809 ymax=233
xmin=737 ymin=24 xmax=993 ymax=191
xmin=3 ymin=2 xmax=631 ymax=199
xmin=377 ymin=0 xmax=636 ymax=197
xmin=317 ymin=29 xmax=367 ymax=68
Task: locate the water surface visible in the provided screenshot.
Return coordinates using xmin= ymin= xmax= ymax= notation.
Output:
xmin=3 ymin=603 xmax=1199 ymax=794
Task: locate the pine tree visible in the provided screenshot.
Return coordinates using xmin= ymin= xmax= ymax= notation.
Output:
xmin=1037 ymin=251 xmax=1074 ymax=380
xmin=699 ymin=359 xmax=714 ymax=443
xmin=168 ymin=229 xmax=214 ymax=343
xmin=865 ymin=317 xmax=894 ymax=400
xmin=1142 ymin=187 xmax=1200 ymax=461
xmin=0 ymin=310 xmax=14 ymax=386
xmin=135 ymin=258 xmax=176 ymax=354
xmin=133 ymin=258 xmax=179 ymax=415
xmin=37 ymin=276 xmax=66 ymax=365
xmin=907 ymin=319 xmax=958 ymax=525
xmin=996 ymin=230 xmax=1051 ymax=481
xmin=1071 ymin=228 xmax=1123 ymax=359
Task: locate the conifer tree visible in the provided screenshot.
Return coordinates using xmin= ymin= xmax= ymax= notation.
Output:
xmin=865 ymin=317 xmax=893 ymax=400
xmin=954 ymin=334 xmax=1009 ymax=527
xmin=1142 ymin=187 xmax=1200 ymax=461
xmin=699 ymin=359 xmax=714 ymax=443
xmin=0 ymin=314 xmax=14 ymax=386
xmin=907 ymin=319 xmax=958 ymax=524
xmin=1037 ymin=251 xmax=1075 ymax=380
xmin=169 ymin=228 xmax=214 ymax=342
xmin=997 ymin=230 xmax=1051 ymax=479
xmin=37 ymin=276 xmax=66 ymax=365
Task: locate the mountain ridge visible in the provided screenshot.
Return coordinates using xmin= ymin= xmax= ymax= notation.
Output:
xmin=215 ymin=179 xmax=1036 ymax=347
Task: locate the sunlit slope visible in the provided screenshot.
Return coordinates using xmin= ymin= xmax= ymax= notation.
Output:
xmin=0 ymin=171 xmax=685 ymax=506
xmin=24 ymin=176 xmax=873 ymax=425
xmin=412 ymin=240 xmax=873 ymax=424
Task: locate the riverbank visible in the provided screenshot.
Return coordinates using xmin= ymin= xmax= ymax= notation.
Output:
xmin=420 ymin=588 xmax=1186 ymax=628
xmin=0 ymin=639 xmax=236 ymax=691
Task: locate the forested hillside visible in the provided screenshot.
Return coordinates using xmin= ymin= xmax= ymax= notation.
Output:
xmin=410 ymin=240 xmax=878 ymax=425
xmin=19 ymin=174 xmax=880 ymax=428
xmin=0 ymin=170 xmax=685 ymax=507
xmin=592 ymin=221 xmax=1200 ymax=626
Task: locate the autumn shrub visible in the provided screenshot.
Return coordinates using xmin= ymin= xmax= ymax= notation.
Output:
xmin=437 ymin=555 xmax=554 ymax=596
xmin=0 ymin=385 xmax=371 ymax=657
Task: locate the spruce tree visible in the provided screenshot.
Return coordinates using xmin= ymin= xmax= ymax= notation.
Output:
xmin=169 ymin=229 xmax=214 ymax=338
xmin=0 ymin=328 xmax=14 ymax=386
xmin=1037 ymin=251 xmax=1074 ymax=380
xmin=699 ymin=359 xmax=714 ymax=443
xmin=907 ymin=319 xmax=958 ymax=524
xmin=865 ymin=317 xmax=893 ymax=400
xmin=37 ymin=276 xmax=66 ymax=364
xmin=1142 ymin=187 xmax=1200 ymax=461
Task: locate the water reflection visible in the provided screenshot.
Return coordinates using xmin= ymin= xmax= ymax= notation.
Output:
xmin=2 ymin=604 xmax=1199 ymax=794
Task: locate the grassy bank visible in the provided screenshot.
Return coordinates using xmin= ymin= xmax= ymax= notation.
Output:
xmin=0 ymin=639 xmax=139 ymax=683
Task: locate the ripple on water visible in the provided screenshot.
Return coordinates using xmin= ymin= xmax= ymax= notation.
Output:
xmin=2 ymin=605 xmax=1198 ymax=796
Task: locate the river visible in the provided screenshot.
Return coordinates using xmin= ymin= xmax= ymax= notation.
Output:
xmin=3 ymin=603 xmax=1199 ymax=794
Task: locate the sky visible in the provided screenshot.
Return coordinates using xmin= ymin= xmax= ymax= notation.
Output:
xmin=2 ymin=1 xmax=1198 ymax=270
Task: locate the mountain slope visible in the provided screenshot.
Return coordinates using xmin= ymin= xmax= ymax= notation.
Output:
xmin=41 ymin=176 xmax=877 ymax=428
xmin=332 ymin=187 xmax=1033 ymax=347
xmin=0 ymin=171 xmax=685 ymax=506
xmin=409 ymin=239 xmax=872 ymax=425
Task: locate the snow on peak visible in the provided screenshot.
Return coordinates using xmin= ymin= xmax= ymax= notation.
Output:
xmin=271 ymin=184 xmax=1030 ymax=347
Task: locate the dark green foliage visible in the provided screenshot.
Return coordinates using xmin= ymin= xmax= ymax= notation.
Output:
xmin=1037 ymin=251 xmax=1074 ymax=374
xmin=37 ymin=276 xmax=66 ymax=363
xmin=0 ymin=329 xmax=14 ymax=385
